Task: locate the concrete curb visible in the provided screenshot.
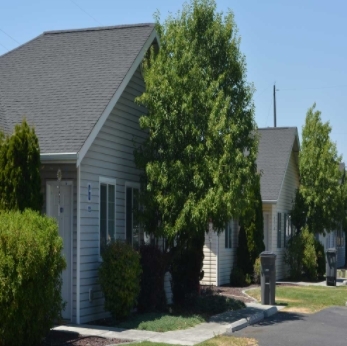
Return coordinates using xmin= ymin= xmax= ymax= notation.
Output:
xmin=226 ymin=318 xmax=249 ymax=333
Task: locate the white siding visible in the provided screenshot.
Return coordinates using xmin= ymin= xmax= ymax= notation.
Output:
xmin=272 ymin=151 xmax=299 ymax=279
xmin=41 ymin=164 xmax=78 ymax=322
xmin=201 ymin=230 xmax=218 ymax=285
xmin=217 ymin=220 xmax=238 ymax=286
xmin=78 ymin=68 xmax=147 ymax=323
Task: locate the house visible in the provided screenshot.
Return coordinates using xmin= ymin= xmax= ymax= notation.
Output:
xmin=201 ymin=127 xmax=300 ymax=285
xmin=0 ymin=23 xmax=158 ymax=324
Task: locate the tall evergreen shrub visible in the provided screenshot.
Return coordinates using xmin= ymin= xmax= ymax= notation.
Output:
xmin=0 ymin=119 xmax=42 ymax=211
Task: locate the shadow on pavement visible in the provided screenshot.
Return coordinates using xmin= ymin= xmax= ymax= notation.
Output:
xmin=252 ymin=311 xmax=306 ymax=327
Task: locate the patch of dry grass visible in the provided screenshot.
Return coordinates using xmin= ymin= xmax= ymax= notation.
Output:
xmin=246 ymin=285 xmax=347 ymax=313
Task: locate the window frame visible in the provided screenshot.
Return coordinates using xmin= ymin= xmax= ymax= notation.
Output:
xmin=125 ymin=182 xmax=141 ymax=248
xmin=99 ymin=177 xmax=117 ymax=260
xmin=277 ymin=212 xmax=282 ymax=248
xmin=225 ymin=220 xmax=232 ymax=249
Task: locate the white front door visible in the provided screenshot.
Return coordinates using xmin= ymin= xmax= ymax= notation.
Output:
xmin=263 ymin=213 xmax=270 ymax=251
xmin=47 ymin=181 xmax=73 ymax=320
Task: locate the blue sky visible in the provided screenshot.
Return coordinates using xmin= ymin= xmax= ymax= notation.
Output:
xmin=1 ymin=0 xmax=347 ymax=160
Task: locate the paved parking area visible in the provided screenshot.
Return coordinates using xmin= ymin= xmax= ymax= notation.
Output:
xmin=234 ymin=307 xmax=347 ymax=346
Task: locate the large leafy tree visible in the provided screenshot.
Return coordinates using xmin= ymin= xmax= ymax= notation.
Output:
xmin=292 ymin=104 xmax=342 ymax=234
xmin=135 ymin=0 xmax=258 ymax=247
xmin=0 ymin=119 xmax=42 ymax=211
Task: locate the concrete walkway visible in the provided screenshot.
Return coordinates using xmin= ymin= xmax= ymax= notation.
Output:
xmin=53 ymin=303 xmax=285 ymax=346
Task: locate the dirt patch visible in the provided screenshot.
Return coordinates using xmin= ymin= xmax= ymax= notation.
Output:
xmin=41 ymin=330 xmax=131 ymax=346
xmin=202 ymin=285 xmax=259 ymax=303
xmin=276 ymin=298 xmax=302 ymax=303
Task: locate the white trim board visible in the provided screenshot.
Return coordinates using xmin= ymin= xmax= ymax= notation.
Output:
xmin=76 ymin=29 xmax=159 ymax=167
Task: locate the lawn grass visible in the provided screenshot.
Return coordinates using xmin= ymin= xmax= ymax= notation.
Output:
xmin=117 ymin=312 xmax=205 ymax=332
xmin=246 ymin=285 xmax=347 ymax=313
xmin=124 ymin=335 xmax=258 ymax=346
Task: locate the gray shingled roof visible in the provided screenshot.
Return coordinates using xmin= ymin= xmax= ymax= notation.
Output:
xmin=0 ymin=24 xmax=155 ymax=154
xmin=257 ymin=127 xmax=299 ymax=201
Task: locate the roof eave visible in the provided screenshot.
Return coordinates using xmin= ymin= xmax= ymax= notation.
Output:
xmin=262 ymin=200 xmax=277 ymax=204
xmin=40 ymin=152 xmax=78 ymax=164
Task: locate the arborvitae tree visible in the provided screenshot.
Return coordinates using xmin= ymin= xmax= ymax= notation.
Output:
xmin=135 ymin=0 xmax=258 ymax=299
xmin=0 ymin=119 xmax=42 ymax=211
xmin=296 ymin=104 xmax=342 ymax=234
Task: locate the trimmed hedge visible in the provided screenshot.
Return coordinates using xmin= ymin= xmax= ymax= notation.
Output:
xmin=0 ymin=210 xmax=66 ymax=346
xmin=99 ymin=240 xmax=142 ymax=320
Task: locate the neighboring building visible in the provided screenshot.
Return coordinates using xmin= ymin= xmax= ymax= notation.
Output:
xmin=201 ymin=127 xmax=300 ymax=285
xmin=0 ymin=23 xmax=158 ymax=324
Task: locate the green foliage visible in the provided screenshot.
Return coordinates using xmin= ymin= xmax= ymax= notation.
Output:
xmin=135 ymin=0 xmax=258 ymax=239
xmin=138 ymin=244 xmax=167 ymax=312
xmin=284 ymin=227 xmax=323 ymax=281
xmin=230 ymin=266 xmax=251 ymax=287
xmin=314 ymin=239 xmax=326 ymax=279
xmin=170 ymin=232 xmax=205 ymax=305
xmin=0 ymin=119 xmax=42 ymax=212
xmin=237 ymin=175 xmax=265 ymax=279
xmin=98 ymin=241 xmax=142 ymax=320
xmin=0 ymin=210 xmax=66 ymax=346
xmin=253 ymin=257 xmax=261 ymax=284
xmin=236 ymin=225 xmax=252 ymax=276
xmin=298 ymin=104 xmax=343 ymax=234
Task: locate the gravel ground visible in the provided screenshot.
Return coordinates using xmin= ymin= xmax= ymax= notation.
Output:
xmin=41 ymin=330 xmax=130 ymax=346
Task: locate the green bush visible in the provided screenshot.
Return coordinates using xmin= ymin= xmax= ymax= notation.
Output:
xmin=253 ymin=257 xmax=261 ymax=284
xmin=230 ymin=267 xmax=251 ymax=287
xmin=0 ymin=119 xmax=42 ymax=212
xmin=284 ymin=227 xmax=324 ymax=281
xmin=138 ymin=244 xmax=167 ymax=312
xmin=0 ymin=210 xmax=66 ymax=346
xmin=314 ymin=239 xmax=326 ymax=279
xmin=193 ymin=294 xmax=245 ymax=315
xmin=99 ymin=240 xmax=142 ymax=320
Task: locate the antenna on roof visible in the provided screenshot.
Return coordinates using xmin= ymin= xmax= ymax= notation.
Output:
xmin=273 ymin=84 xmax=279 ymax=127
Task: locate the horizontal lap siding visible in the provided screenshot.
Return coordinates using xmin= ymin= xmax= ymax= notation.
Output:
xmin=201 ymin=231 xmax=218 ymax=286
xmin=218 ymin=220 xmax=238 ymax=286
xmin=273 ymin=151 xmax=299 ymax=280
xmin=41 ymin=164 xmax=78 ymax=322
xmin=79 ymin=68 xmax=146 ymax=323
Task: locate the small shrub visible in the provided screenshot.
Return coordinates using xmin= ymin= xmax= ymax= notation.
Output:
xmin=230 ymin=267 xmax=251 ymax=287
xmin=253 ymin=257 xmax=261 ymax=284
xmin=314 ymin=239 xmax=326 ymax=279
xmin=0 ymin=210 xmax=66 ymax=346
xmin=138 ymin=244 xmax=167 ymax=312
xmin=284 ymin=232 xmax=305 ymax=280
xmin=193 ymin=294 xmax=245 ymax=315
xmin=301 ymin=227 xmax=317 ymax=280
xmin=99 ymin=240 xmax=142 ymax=320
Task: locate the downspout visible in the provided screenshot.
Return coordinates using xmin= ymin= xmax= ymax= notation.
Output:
xmin=76 ymin=164 xmax=81 ymax=324
xmin=216 ymin=233 xmax=219 ymax=286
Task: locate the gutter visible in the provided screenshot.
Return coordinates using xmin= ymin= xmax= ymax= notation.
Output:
xmin=262 ymin=200 xmax=277 ymax=204
xmin=40 ymin=152 xmax=78 ymax=163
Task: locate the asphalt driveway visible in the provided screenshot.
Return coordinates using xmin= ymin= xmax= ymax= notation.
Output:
xmin=233 ymin=307 xmax=347 ymax=346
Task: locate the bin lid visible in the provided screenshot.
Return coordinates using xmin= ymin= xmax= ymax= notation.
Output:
xmin=326 ymin=248 xmax=337 ymax=254
xmin=260 ymin=251 xmax=276 ymax=258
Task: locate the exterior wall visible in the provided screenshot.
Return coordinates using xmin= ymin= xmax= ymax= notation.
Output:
xmin=217 ymin=220 xmax=238 ymax=286
xmin=201 ymin=230 xmax=218 ymax=286
xmin=78 ymin=67 xmax=147 ymax=323
xmin=318 ymin=231 xmax=346 ymax=268
xmin=41 ymin=163 xmax=78 ymax=322
xmin=201 ymin=220 xmax=239 ymax=287
xmin=272 ymin=151 xmax=299 ymax=280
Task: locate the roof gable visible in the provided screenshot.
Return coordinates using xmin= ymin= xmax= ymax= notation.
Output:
xmin=257 ymin=127 xmax=299 ymax=202
xmin=0 ymin=24 xmax=155 ymax=155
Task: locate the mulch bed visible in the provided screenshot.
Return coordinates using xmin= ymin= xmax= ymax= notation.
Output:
xmin=41 ymin=330 xmax=130 ymax=346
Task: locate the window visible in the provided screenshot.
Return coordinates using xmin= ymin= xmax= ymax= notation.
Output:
xmin=126 ymin=184 xmax=142 ymax=249
xmin=225 ymin=221 xmax=232 ymax=249
xmin=277 ymin=212 xmax=282 ymax=248
xmin=337 ymin=230 xmax=344 ymax=247
xmin=99 ymin=178 xmax=116 ymax=256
